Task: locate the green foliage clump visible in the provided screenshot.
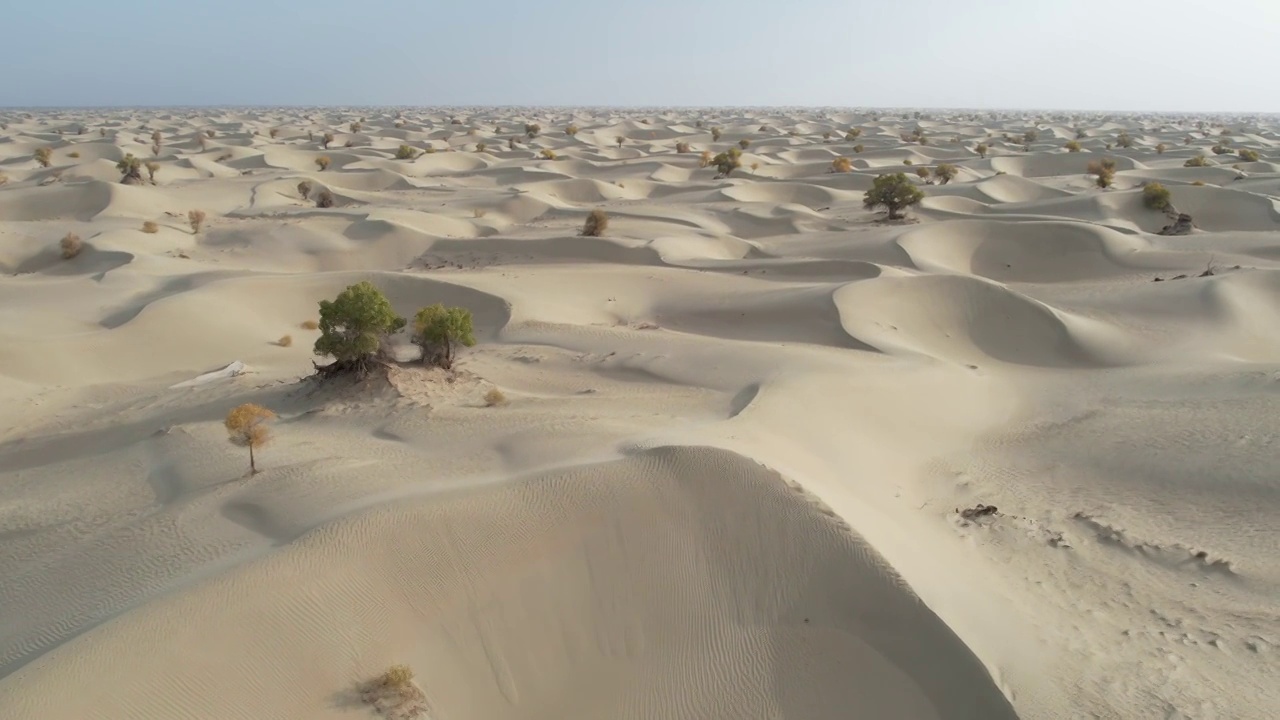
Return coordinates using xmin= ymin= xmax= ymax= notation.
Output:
xmin=1142 ymin=182 xmax=1172 ymax=211
xmin=395 ymin=144 xmax=418 ymax=160
xmin=313 ymin=281 xmax=406 ymax=378
xmin=863 ymin=173 xmax=925 ymax=220
xmin=413 ymin=304 xmax=476 ymax=369
xmin=34 ymin=147 xmax=52 ymax=167
xmin=525 ymin=123 xmax=541 ymax=138
xmin=1064 ymin=140 xmax=1082 ymax=152
xmin=116 ymin=154 xmax=144 ymax=184
xmin=1184 ymin=155 xmax=1209 ymax=167
xmin=738 ymin=138 xmax=751 ymax=149
xmin=711 ymin=147 xmax=742 ymax=177
xmin=1116 ymin=132 xmax=1133 ymax=148
xmin=1238 ymin=148 xmax=1259 ymax=162
xmin=1087 ymin=158 xmax=1117 ymax=188
xmin=565 ymin=125 xmax=579 ymax=136
xmin=934 ymin=163 xmax=958 ymax=184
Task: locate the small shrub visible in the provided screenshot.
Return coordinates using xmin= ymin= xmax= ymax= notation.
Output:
xmin=269 ymin=128 xmax=279 ymax=139
xmin=1064 ymin=140 xmax=1081 ymax=152
xmin=1075 ymin=128 xmax=1087 ymax=139
xmin=524 ymin=123 xmax=541 ymax=138
xmin=350 ymin=121 xmax=362 ymax=133
xmin=1023 ymin=130 xmax=1038 ymax=143
xmin=975 ymin=143 xmax=989 ymax=158
xmin=298 ymin=180 xmax=312 ymax=199
xmin=277 ymin=334 xmax=293 ymax=347
xmin=0 ymin=174 xmax=7 ymax=186
xmin=508 ymin=137 xmax=518 ymax=150
xmin=581 ymin=209 xmax=608 ymax=237
xmin=1211 ymin=144 xmax=1231 ymax=155
xmin=322 ymin=132 xmax=334 ymax=148
xmin=60 ymin=232 xmax=83 ymax=259
xmin=1239 ymin=149 xmax=1259 ymax=162
xmin=1087 ymin=158 xmax=1116 ymax=188
xmin=314 ymin=281 xmax=406 ymax=378
xmin=68 ymin=151 xmax=81 ymax=158
xmin=216 ymin=152 xmax=233 ymax=162
xmin=224 ymin=403 xmax=276 ymax=474
xmin=738 ymin=138 xmax=751 ymax=149
xmin=142 ymin=221 xmax=159 ymax=233
xmin=34 ymin=148 xmax=52 ymax=167
xmin=915 ymin=166 xmax=932 ymax=182
xmin=395 ymin=144 xmax=418 ymax=160
xmin=188 ymin=209 xmax=207 ymax=234
xmin=316 ymin=156 xmax=331 ymax=171
xmin=698 ymin=150 xmax=713 ymax=168
xmin=675 ymin=142 xmax=691 ymax=153
xmin=831 ymin=157 xmax=852 ymax=173
xmin=476 ymin=142 xmax=487 ymax=152
xmin=300 ymin=320 xmax=320 ymax=330
xmin=615 ymin=135 xmax=624 ymax=148
xmin=853 ymin=144 xmax=865 ymax=153
xmin=903 ymin=158 xmax=913 ymax=165
xmin=1184 ymin=155 xmax=1209 ymax=167
xmin=863 ymin=173 xmax=925 ymax=220
xmin=1191 ymin=180 xmax=1206 ymax=186
xmin=565 ymin=125 xmax=579 ymax=136
xmin=712 ymin=147 xmax=742 ymax=177
xmin=823 ymin=131 xmax=832 ymax=140
xmin=846 ymin=128 xmax=862 ymax=140
xmin=935 ymin=163 xmax=958 ymax=184
xmin=206 ymin=130 xmax=216 ymax=138
xmin=1156 ymin=143 xmax=1167 ymax=154
xmin=1116 ymin=132 xmax=1133 ymax=148
xmin=316 ymin=189 xmax=335 ymax=208
xmin=1142 ymin=182 xmax=1171 ymax=211
xmin=145 ymin=161 xmax=159 ymax=181
xmin=413 ymin=304 xmax=476 ymax=369
xmin=711 ymin=127 xmax=722 ymax=141
xmin=539 ymin=149 xmax=557 ymax=160
xmin=361 ymin=665 xmax=427 ymax=719
xmin=484 ymin=388 xmax=506 ymax=406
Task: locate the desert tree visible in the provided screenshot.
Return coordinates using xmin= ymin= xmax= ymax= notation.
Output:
xmin=712 ymin=147 xmax=743 ymax=177
xmin=350 ymin=121 xmax=362 ymax=133
xmin=313 ymin=281 xmax=406 ymax=379
xmin=315 ymin=156 xmax=331 ymax=171
xmin=738 ymin=138 xmax=751 ymax=149
xmin=1184 ymin=155 xmax=1209 ymax=167
xmin=831 ymin=157 xmax=852 ymax=173
xmin=525 ymin=123 xmax=541 ymax=138
xmin=1239 ymin=149 xmax=1259 ymax=162
xmin=60 ymin=232 xmax=83 ymax=259
xmin=322 ymin=132 xmax=334 ymax=149
xmin=581 ymin=209 xmax=608 ymax=237
xmin=915 ymin=166 xmax=933 ymax=183
xmin=862 ymin=173 xmax=925 ymax=220
xmin=224 ymin=403 xmax=276 ymax=475
xmin=1087 ymin=158 xmax=1116 ymax=188
xmin=316 ymin=189 xmax=335 ymax=207
xmin=711 ymin=127 xmax=723 ymax=141
xmin=1116 ymin=132 xmax=1133 ymax=148
xmin=1142 ymin=182 xmax=1172 ymax=211
xmin=117 ymin=154 xmax=144 ymax=184
xmin=395 ymin=144 xmax=418 ymax=160
xmin=298 ymin=180 xmax=312 ymax=199
xmin=412 ymin=304 xmax=476 ymax=370
xmin=188 ymin=209 xmax=207 ymax=234
xmin=975 ymin=143 xmax=989 ymax=158
xmin=615 ymin=135 xmax=624 ymax=148
xmin=145 ymin=161 xmax=160 ymax=182
xmin=1065 ymin=140 xmax=1082 ymax=152
xmin=935 ymin=163 xmax=958 ymax=184
xmin=34 ymin=147 xmax=52 ymax=167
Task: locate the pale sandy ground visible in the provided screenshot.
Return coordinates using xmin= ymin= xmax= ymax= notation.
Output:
xmin=0 ymin=107 xmax=1278 ymax=719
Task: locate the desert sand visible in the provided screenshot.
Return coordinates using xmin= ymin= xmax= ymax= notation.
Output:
xmin=0 ymin=107 xmax=1277 ymax=719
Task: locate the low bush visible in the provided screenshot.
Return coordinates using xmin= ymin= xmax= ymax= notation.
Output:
xmin=315 ymin=156 xmax=331 ymax=171
xmin=831 ymin=157 xmax=852 ymax=173
xmin=581 ymin=209 xmax=608 ymax=236
xmin=188 ymin=209 xmax=206 ymax=234
xmin=1142 ymin=182 xmax=1171 ymax=211
xmin=60 ymin=232 xmax=82 ymax=259
xmin=142 ymin=221 xmax=159 ymax=233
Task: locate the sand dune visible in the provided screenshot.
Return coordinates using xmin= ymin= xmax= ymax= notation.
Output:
xmin=2 ymin=107 xmax=1279 ymax=720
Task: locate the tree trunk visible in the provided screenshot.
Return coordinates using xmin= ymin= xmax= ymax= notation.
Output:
xmin=249 ymin=443 xmax=257 ymax=475
xmin=887 ymin=204 xmax=902 ymax=220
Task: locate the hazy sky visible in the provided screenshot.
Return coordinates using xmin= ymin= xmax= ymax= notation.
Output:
xmin=3 ymin=0 xmax=1278 ymax=112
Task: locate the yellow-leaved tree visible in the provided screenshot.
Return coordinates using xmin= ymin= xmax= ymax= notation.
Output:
xmin=224 ymin=403 xmax=276 ymax=474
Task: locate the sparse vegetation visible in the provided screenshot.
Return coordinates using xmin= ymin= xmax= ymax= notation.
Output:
xmin=142 ymin=221 xmax=159 ymax=233
xmin=698 ymin=150 xmax=713 ymax=168
xmin=738 ymin=138 xmax=751 ymax=150
xmin=863 ymin=173 xmax=925 ymax=220
xmin=915 ymin=167 xmax=932 ymax=183
xmin=846 ymin=128 xmax=862 ymax=140
xmin=1156 ymin=143 xmax=1167 ymax=154
xmin=145 ymin=161 xmax=159 ymax=181
xmin=484 ymin=387 xmax=507 ymax=406
xmin=269 ymin=128 xmax=279 ymax=139
xmin=1211 ymin=143 xmax=1231 ymax=155
xmin=1087 ymin=158 xmax=1117 ymax=188
xmin=277 ymin=334 xmax=293 ymax=347
xmin=1116 ymin=132 xmax=1133 ymax=148
xmin=1191 ymin=180 xmax=1206 ymax=186
xmin=313 ymin=281 xmax=406 ymax=379
xmin=831 ymin=157 xmax=852 ymax=173
xmin=298 ymin=180 xmax=312 ymax=199
xmin=395 ymin=144 xmax=418 ymax=160
xmin=68 ymin=151 xmax=81 ymax=158
xmin=34 ymin=148 xmax=52 ymax=167
xmin=903 ymin=159 xmax=913 ymax=165
xmin=539 ymin=148 xmax=557 ymax=160
xmin=1065 ymin=140 xmax=1082 ymax=152
xmin=224 ymin=403 xmax=276 ymax=475
xmin=1239 ymin=149 xmax=1259 ymax=162
xmin=1184 ymin=155 xmax=1209 ymax=167
xmin=350 ymin=121 xmax=362 ymax=133
xmin=615 ymin=135 xmax=624 ymax=148
xmin=581 ymin=208 xmax=609 ymax=237
xmin=565 ymin=125 xmax=579 ymax=136
xmin=475 ymin=142 xmax=487 ymax=152
xmin=853 ymin=144 xmax=865 ymax=153
xmin=525 ymin=123 xmax=541 ymax=138
xmin=712 ymin=147 xmax=743 ymax=177
xmin=975 ymin=143 xmax=989 ymax=158
xmin=935 ymin=163 xmax=958 ymax=184
xmin=316 ymin=156 xmax=331 ymax=171
xmin=322 ymin=132 xmax=334 ymax=149
xmin=188 ymin=209 xmax=206 ymax=234
xmin=206 ymin=130 xmax=216 ymax=138
xmin=1023 ymin=130 xmax=1038 ymax=143
xmin=413 ymin=304 xmax=476 ymax=370
xmin=711 ymin=127 xmax=722 ymax=141
xmin=360 ymin=665 xmax=427 ymax=720
xmin=1142 ymin=182 xmax=1172 ymax=211
xmin=675 ymin=142 xmax=691 ymax=153
xmin=60 ymin=232 xmax=83 ymax=259
xmin=316 ymin=189 xmax=335 ymax=208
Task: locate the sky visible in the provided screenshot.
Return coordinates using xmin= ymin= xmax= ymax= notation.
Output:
xmin=2 ymin=0 xmax=1278 ymax=112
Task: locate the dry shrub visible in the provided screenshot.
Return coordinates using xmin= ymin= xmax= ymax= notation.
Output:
xmin=142 ymin=221 xmax=159 ymax=234
xmin=615 ymin=135 xmax=624 ymax=148
xmin=675 ymin=142 xmax=691 ymax=153
xmin=903 ymin=159 xmax=913 ymax=165
xmin=1239 ymin=149 xmax=1260 ymax=162
xmin=34 ymin=148 xmax=52 ymax=167
xmin=145 ymin=161 xmax=159 ymax=181
xmin=188 ymin=209 xmax=206 ymax=234
xmin=300 ymin=319 xmax=320 ymax=330
xmin=1064 ymin=140 xmax=1081 ymax=152
xmin=698 ymin=150 xmax=713 ymax=168
xmin=224 ymin=403 xmax=276 ymax=474
xmin=831 ymin=157 xmax=852 ymax=173
xmin=68 ymin=151 xmax=81 ymax=158
xmin=361 ymin=665 xmax=427 ymax=720
xmin=277 ymin=334 xmax=293 ymax=347
xmin=484 ymin=387 xmax=507 ymax=406
xmin=298 ymin=180 xmax=312 ymax=199
xmin=1191 ymin=180 xmax=1206 ymax=186
xmin=1087 ymin=158 xmax=1117 ymax=188
xmin=0 ymin=174 xmax=8 ymax=186
xmin=60 ymin=232 xmax=83 ymax=259
xmin=206 ymin=129 xmax=216 ymax=138
xmin=1156 ymin=143 xmax=1167 ymax=154
xmin=316 ymin=156 xmax=331 ymax=171
xmin=539 ymin=148 xmax=557 ymax=160
xmin=269 ymin=128 xmax=279 ymax=139
xmin=316 ymin=189 xmax=335 ymax=208
xmin=853 ymin=144 xmax=865 ymax=153
xmin=1184 ymin=155 xmax=1209 ymax=167
xmin=395 ymin=144 xmax=418 ymax=160
xmin=565 ymin=125 xmax=579 ymax=136
xmin=738 ymin=138 xmax=751 ymax=149
xmin=711 ymin=127 xmax=722 ymax=141
xmin=475 ymin=142 xmax=487 ymax=152
xmin=473 ymin=208 xmax=487 ymax=218
xmin=322 ymin=132 xmax=334 ymax=148
xmin=581 ymin=209 xmax=608 ymax=237
xmin=216 ymin=152 xmax=232 ymax=162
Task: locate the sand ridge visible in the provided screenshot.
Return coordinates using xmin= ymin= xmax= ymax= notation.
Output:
xmin=1 ymin=107 xmax=1278 ymax=719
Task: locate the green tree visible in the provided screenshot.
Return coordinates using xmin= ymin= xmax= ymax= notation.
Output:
xmin=934 ymin=163 xmax=958 ymax=184
xmin=413 ymin=304 xmax=476 ymax=369
xmin=863 ymin=173 xmax=925 ymax=220
xmin=116 ymin=154 xmax=144 ymax=184
xmin=313 ymin=281 xmax=405 ymax=378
